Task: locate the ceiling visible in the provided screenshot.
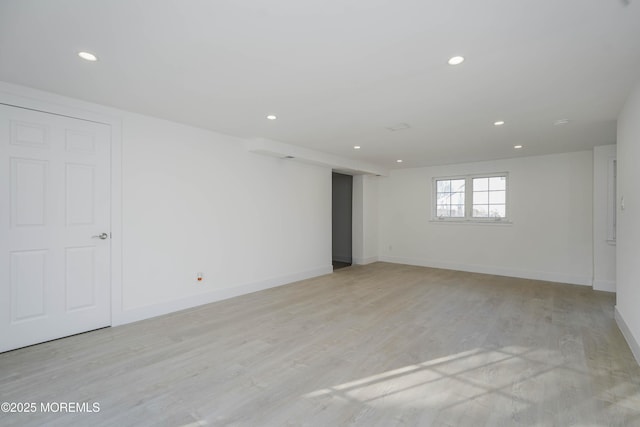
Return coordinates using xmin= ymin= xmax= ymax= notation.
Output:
xmin=1 ymin=0 xmax=639 ymax=168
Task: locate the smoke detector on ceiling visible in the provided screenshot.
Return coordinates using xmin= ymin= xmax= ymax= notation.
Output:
xmin=386 ymin=123 xmax=411 ymax=132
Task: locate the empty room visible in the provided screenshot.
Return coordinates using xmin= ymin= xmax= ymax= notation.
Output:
xmin=2 ymin=1 xmax=640 ymax=426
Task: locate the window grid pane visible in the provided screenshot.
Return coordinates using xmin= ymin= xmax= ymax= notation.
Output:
xmin=451 ymin=205 xmax=464 ymax=217
xmin=437 ymin=180 xmax=450 ymax=192
xmin=473 ymin=205 xmax=488 ymax=217
xmin=490 ymin=205 xmax=506 ymax=217
xmin=451 ymin=179 xmax=465 ymax=192
xmin=489 ymin=190 xmax=506 ymax=204
xmin=473 ymin=191 xmax=489 ymax=204
xmin=473 ymin=177 xmax=489 ymax=191
xmin=489 ymin=176 xmax=506 ymax=190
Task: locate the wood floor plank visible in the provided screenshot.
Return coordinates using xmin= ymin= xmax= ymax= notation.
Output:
xmin=1 ymin=262 xmax=639 ymax=426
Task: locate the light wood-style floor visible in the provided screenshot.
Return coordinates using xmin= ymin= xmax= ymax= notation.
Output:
xmin=1 ymin=262 xmax=640 ymax=427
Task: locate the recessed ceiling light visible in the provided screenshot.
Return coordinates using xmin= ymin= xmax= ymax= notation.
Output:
xmin=448 ymin=56 xmax=465 ymax=65
xmin=494 ymin=120 xmax=505 ymax=126
xmin=266 ymin=115 xmax=277 ymax=120
xmin=514 ymin=145 xmax=523 ymax=149
xmin=554 ymin=118 xmax=570 ymax=126
xmin=78 ymin=51 xmax=98 ymax=61
xmin=353 ymin=146 xmax=361 ymax=150
xmin=396 ymin=159 xmax=403 ymax=163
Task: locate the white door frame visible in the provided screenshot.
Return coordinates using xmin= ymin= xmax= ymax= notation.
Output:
xmin=0 ymin=81 xmax=124 ymax=326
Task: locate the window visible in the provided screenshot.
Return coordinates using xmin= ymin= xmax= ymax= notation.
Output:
xmin=472 ymin=176 xmax=506 ymax=218
xmin=433 ymin=173 xmax=509 ymax=222
xmin=436 ymin=178 xmax=465 ymax=218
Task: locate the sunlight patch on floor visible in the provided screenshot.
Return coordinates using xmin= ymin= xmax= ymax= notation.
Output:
xmin=302 ymin=345 xmax=586 ymax=413
xmin=178 ymin=421 xmax=208 ymax=427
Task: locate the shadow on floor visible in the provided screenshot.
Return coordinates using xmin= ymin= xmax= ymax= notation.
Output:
xmin=332 ymin=261 xmax=352 ymax=270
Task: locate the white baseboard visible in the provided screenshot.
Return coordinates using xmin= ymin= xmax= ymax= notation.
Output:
xmin=113 ymin=265 xmax=333 ymax=326
xmin=378 ymin=255 xmax=593 ymax=286
xmin=353 ymin=256 xmax=378 ymax=265
xmin=593 ymin=279 xmax=616 ymax=293
xmin=615 ymin=306 xmax=640 ymax=366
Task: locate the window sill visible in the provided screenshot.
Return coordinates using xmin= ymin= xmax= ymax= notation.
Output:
xmin=429 ymin=219 xmax=513 ymax=226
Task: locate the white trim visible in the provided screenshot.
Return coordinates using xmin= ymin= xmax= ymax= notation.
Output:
xmin=353 ymin=256 xmax=379 ymax=265
xmin=110 ymin=121 xmax=124 ymax=326
xmin=247 ymin=138 xmax=388 ymax=177
xmin=429 ymin=219 xmax=513 ymax=226
xmin=379 ymin=255 xmax=593 ymax=286
xmin=615 ymin=306 xmax=640 ymax=366
xmin=0 ymin=81 xmax=124 ymax=327
xmin=114 ymin=265 xmax=333 ymax=326
xmin=593 ymin=279 xmax=616 ymax=293
xmin=606 ymin=157 xmax=617 ymax=243
xmin=0 ymin=81 xmax=122 ymax=124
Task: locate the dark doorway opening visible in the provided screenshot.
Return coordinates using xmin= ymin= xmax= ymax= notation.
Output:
xmin=332 ymin=172 xmax=352 ymax=270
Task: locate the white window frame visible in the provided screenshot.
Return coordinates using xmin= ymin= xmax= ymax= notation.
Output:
xmin=432 ymin=172 xmax=510 ymax=223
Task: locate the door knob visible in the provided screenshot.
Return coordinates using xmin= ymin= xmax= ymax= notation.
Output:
xmin=92 ymin=233 xmax=109 ymax=240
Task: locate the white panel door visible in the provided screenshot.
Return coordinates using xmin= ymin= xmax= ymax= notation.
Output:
xmin=0 ymin=105 xmax=111 ymax=352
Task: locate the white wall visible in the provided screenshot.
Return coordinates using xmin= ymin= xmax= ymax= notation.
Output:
xmin=0 ymin=81 xmax=356 ymax=328
xmin=378 ymin=151 xmax=594 ymax=285
xmin=352 ymin=174 xmax=379 ymax=265
xmin=120 ymin=113 xmax=332 ymax=322
xmin=352 ymin=175 xmax=364 ymax=264
xmin=616 ymin=80 xmax=640 ymax=363
xmin=593 ymin=145 xmax=616 ymax=292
